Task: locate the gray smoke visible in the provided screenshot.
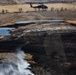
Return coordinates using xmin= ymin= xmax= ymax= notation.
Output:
xmin=0 ymin=46 xmax=34 ymax=75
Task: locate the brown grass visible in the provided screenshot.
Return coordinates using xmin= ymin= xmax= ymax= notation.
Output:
xmin=65 ymin=20 xmax=76 ymax=25
xmin=0 ymin=3 xmax=75 ymax=26
xmin=0 ymin=3 xmax=75 ymax=12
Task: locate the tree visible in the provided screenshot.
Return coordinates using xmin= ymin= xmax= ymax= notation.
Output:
xmin=2 ymin=9 xmax=5 ymax=14
xmin=51 ymin=7 xmax=54 ymax=11
xmin=64 ymin=8 xmax=68 ymax=11
xmin=5 ymin=10 xmax=8 ymax=13
xmin=19 ymin=8 xmax=23 ymax=13
xmin=61 ymin=7 xmax=64 ymax=11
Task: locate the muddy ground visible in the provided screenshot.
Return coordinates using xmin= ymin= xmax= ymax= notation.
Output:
xmin=0 ymin=10 xmax=76 ymax=26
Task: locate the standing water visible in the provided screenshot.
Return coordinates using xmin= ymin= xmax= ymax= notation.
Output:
xmin=0 ymin=27 xmax=14 ymax=36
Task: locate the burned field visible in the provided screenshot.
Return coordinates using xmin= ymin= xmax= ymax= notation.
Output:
xmin=0 ymin=21 xmax=76 ymax=75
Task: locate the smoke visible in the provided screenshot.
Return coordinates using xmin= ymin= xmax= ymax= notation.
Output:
xmin=0 ymin=47 xmax=34 ymax=75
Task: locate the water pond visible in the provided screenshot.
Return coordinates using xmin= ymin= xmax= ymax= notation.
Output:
xmin=0 ymin=20 xmax=63 ymax=36
xmin=0 ymin=27 xmax=14 ymax=36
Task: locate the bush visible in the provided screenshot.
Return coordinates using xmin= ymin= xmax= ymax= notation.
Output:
xmin=51 ymin=7 xmax=54 ymax=11
xmin=2 ymin=9 xmax=5 ymax=14
xmin=19 ymin=8 xmax=23 ymax=13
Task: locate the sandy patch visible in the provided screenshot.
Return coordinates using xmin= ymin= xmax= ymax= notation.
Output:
xmin=65 ymin=20 xmax=76 ymax=25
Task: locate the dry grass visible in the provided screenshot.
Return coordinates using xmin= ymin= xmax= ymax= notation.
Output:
xmin=0 ymin=3 xmax=75 ymax=12
xmin=0 ymin=3 xmax=75 ymax=26
xmin=0 ymin=52 xmax=35 ymax=64
xmin=65 ymin=20 xmax=76 ymax=25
